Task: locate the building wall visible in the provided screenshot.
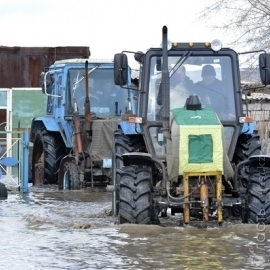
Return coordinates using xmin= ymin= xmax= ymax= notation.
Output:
xmin=0 ymin=46 xmax=90 ymax=88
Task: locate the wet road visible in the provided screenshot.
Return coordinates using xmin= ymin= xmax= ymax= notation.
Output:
xmin=1 ymin=186 xmax=270 ymax=270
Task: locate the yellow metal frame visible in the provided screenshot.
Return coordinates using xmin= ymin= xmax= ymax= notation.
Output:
xmin=183 ymin=171 xmax=223 ymax=223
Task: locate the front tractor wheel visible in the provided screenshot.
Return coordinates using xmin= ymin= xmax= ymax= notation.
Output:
xmin=32 ymin=128 xmax=65 ymax=185
xmin=58 ymin=160 xmax=80 ymax=190
xmin=118 ymin=165 xmax=157 ymax=224
xmin=112 ymin=130 xmax=146 ymax=216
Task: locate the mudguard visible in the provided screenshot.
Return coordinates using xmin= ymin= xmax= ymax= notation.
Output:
xmin=31 ymin=116 xmax=60 ymax=133
xmin=30 ymin=117 xmax=73 ymax=147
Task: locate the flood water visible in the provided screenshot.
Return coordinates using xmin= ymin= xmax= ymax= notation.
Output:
xmin=1 ymin=185 xmax=270 ymax=270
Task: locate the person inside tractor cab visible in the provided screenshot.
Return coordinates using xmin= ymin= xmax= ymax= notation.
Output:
xmin=170 ymin=65 xmax=194 ymax=109
xmin=156 ymin=66 xmax=194 ymax=107
xmin=171 ymin=65 xmax=194 ymax=90
xmin=195 ymin=64 xmax=230 ymax=118
xmin=196 ymin=64 xmax=223 ymax=91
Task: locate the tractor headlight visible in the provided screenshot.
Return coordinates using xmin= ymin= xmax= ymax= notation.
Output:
xmin=166 ymin=40 xmax=172 ymax=51
xmin=211 ymin=39 xmax=222 ymax=52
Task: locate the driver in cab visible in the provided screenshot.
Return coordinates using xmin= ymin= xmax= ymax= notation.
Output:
xmin=195 ymin=64 xmax=235 ymax=120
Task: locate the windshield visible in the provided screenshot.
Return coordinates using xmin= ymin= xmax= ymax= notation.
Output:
xmin=148 ymin=55 xmax=236 ymax=122
xmin=66 ymin=68 xmax=132 ymax=118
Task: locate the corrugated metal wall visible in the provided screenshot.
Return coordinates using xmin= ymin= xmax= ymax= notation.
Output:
xmin=0 ymin=46 xmax=90 ymax=88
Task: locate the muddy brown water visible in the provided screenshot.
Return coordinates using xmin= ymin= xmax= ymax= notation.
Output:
xmin=0 ymin=185 xmax=269 ymax=270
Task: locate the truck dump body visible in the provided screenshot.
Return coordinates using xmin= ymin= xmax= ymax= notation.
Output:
xmin=0 ymin=46 xmax=90 ymax=87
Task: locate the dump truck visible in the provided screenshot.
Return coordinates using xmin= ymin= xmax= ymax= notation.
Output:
xmin=30 ymin=57 xmax=136 ymax=189
xmin=108 ymin=25 xmax=270 ymax=225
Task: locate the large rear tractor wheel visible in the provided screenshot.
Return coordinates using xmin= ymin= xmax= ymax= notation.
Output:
xmin=246 ymin=167 xmax=270 ymax=224
xmin=59 ymin=160 xmax=80 ymax=190
xmin=119 ymin=165 xmax=156 ymax=224
xmin=32 ymin=127 xmax=65 ymax=185
xmin=0 ymin=182 xmax=8 ymax=199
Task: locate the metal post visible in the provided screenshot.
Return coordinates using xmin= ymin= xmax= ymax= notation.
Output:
xmin=216 ymin=172 xmax=223 ymax=222
xmin=21 ymin=132 xmax=29 ymax=193
xmin=183 ymin=172 xmax=190 ymax=224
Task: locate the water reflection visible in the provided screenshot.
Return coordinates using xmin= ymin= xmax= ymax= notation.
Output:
xmin=0 ymin=188 xmax=269 ymax=269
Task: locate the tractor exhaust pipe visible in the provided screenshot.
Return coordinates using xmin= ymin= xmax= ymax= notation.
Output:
xmin=72 ymin=99 xmax=83 ymax=154
xmin=84 ymin=60 xmax=93 ymax=142
xmin=84 ymin=60 xmax=91 ymax=122
xmin=161 ymin=26 xmax=170 ymax=138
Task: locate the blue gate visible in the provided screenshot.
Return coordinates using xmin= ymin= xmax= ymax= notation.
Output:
xmin=0 ymin=131 xmax=29 ymax=193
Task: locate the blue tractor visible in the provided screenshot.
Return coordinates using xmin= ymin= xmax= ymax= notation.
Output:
xmin=30 ymin=58 xmax=137 ymax=189
xmin=109 ymin=26 xmax=270 ymax=225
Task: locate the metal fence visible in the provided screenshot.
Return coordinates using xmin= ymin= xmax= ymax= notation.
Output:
xmin=0 ymin=131 xmax=29 ymax=193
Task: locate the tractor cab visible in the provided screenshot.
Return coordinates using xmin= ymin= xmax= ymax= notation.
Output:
xmin=114 ymin=37 xmax=269 ymax=161
xmin=40 ymin=59 xmax=134 ymax=120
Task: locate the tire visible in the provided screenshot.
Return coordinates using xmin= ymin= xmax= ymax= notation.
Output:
xmin=0 ymin=182 xmax=8 ymax=199
xmin=60 ymin=161 xmax=80 ymax=190
xmin=28 ymin=146 xmax=33 ymax=183
xmin=112 ymin=130 xmax=131 ymax=216
xmin=233 ymin=132 xmax=261 ymax=186
xmin=246 ymin=167 xmax=270 ymax=224
xmin=119 ymin=165 xmax=153 ymax=224
xmin=233 ymin=133 xmax=261 ymax=164
xmin=112 ymin=130 xmax=146 ymax=216
xmin=32 ymin=127 xmax=66 ymax=185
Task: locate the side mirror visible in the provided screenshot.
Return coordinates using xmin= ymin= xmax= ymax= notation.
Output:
xmin=259 ymin=53 xmax=270 ymax=85
xmin=40 ymin=71 xmax=53 ymax=94
xmin=114 ymin=53 xmax=128 ymax=86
